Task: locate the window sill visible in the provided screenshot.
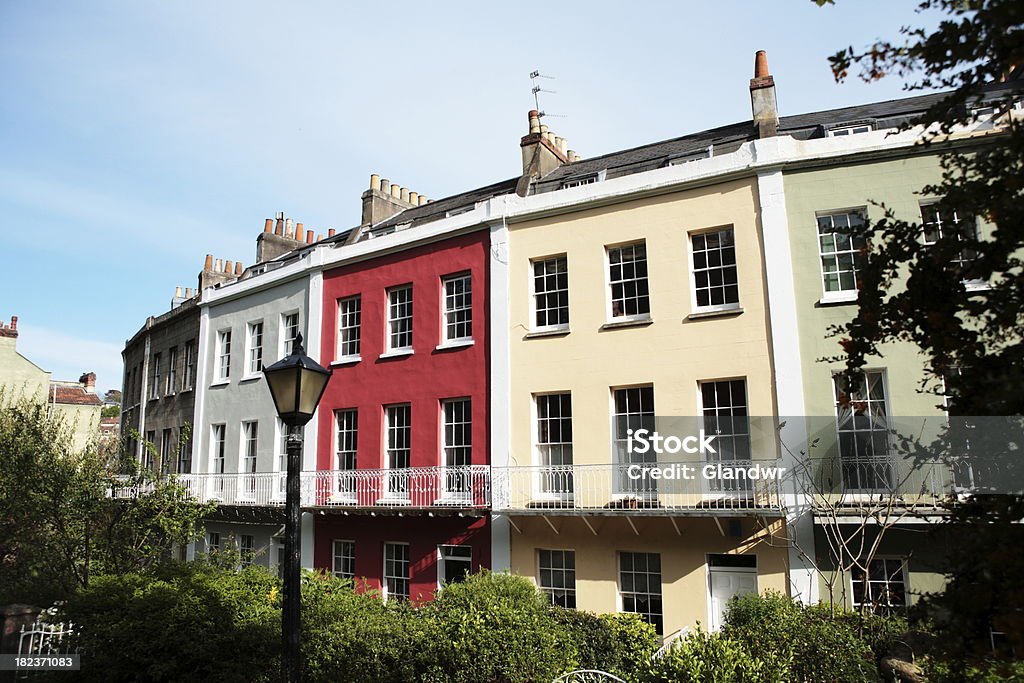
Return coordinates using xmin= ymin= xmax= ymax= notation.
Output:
xmin=435 ymin=339 xmax=474 ymax=352
xmin=524 ymin=327 xmax=570 ymax=339
xmin=330 ymin=356 xmax=362 ymax=367
xmin=686 ymin=306 xmax=743 ymax=320
xmin=600 ymin=317 xmax=653 ymax=331
xmin=209 ymin=379 xmax=230 ymax=388
xmin=378 ymin=349 xmax=414 ymax=360
xmin=239 ymin=375 xmax=263 ymax=384
xmin=179 ymin=388 xmax=193 ymax=395
xmin=148 ymin=397 xmax=160 ymax=402
xmin=817 ymin=292 xmax=858 ymax=306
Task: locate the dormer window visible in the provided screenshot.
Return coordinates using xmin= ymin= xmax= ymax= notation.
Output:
xmin=667 ymin=146 xmax=712 ymax=166
xmin=828 ymin=123 xmax=874 ymax=137
xmin=561 ymin=172 xmax=602 ymax=189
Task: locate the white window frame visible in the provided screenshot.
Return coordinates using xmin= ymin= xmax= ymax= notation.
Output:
xmin=281 ymin=312 xmax=300 ymax=357
xmin=850 ymin=556 xmax=909 ymax=614
xmin=699 ymin=378 xmax=752 ymax=495
xmin=240 ymin=420 xmax=258 ymax=497
xmin=246 ymin=321 xmax=264 ymax=377
xmin=210 ymin=423 xmax=226 ymax=497
xmin=386 ymin=285 xmax=414 ymax=353
xmin=334 ymin=409 xmax=358 ymax=501
xmin=689 ymin=227 xmax=740 ymax=313
xmin=336 ymin=296 xmax=361 ymax=361
xmin=332 ymin=539 xmax=355 ymax=579
xmin=440 ymin=398 xmax=472 ymax=501
xmin=274 ymin=418 xmax=288 ymax=500
xmin=816 ymin=208 xmax=868 ymax=301
xmin=618 ymin=551 xmax=664 ymax=635
xmin=216 ymin=329 xmax=232 ymax=381
xmin=151 ymin=352 xmax=162 ymax=399
xmin=833 ymin=369 xmax=894 ymax=494
xmin=166 ymin=347 xmax=177 ymax=396
xmin=919 ymin=201 xmax=984 ymax=286
xmin=611 ymin=385 xmax=656 ymax=497
xmin=530 ymin=255 xmax=570 ymax=332
xmin=534 ymin=392 xmax=573 ymax=501
xmin=183 ymin=340 xmax=196 ymax=391
xmin=538 ymin=548 xmax=577 ymax=608
xmin=207 ymin=531 xmax=221 ymax=553
xmin=383 ymin=404 xmax=412 ymax=501
xmin=440 ymin=273 xmax=473 ymax=345
xmin=239 ymin=534 xmax=255 ymax=567
xmin=383 ymin=542 xmax=410 ymax=602
xmin=606 ymin=241 xmax=651 ymax=322
xmin=160 ymin=428 xmax=173 ymax=472
xmin=437 ymin=544 xmax=472 ymax=588
xmin=828 ymin=123 xmax=873 ymax=136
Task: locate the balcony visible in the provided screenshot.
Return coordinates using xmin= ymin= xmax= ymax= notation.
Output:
xmin=304 ymin=466 xmax=490 ymax=510
xmin=112 ymin=466 xmax=491 ymax=511
xmin=807 ymin=456 xmax=963 ymax=515
xmin=490 ymin=462 xmax=784 ymax=515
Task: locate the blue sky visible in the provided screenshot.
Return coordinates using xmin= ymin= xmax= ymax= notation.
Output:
xmin=0 ymin=1 xmax=940 ymax=394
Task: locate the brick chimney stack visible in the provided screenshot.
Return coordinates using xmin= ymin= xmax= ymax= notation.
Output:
xmin=256 ymin=211 xmax=307 ymax=263
xmin=517 ymin=110 xmax=576 ymax=197
xmin=198 ymin=252 xmax=243 ymax=291
xmin=750 ymin=50 xmax=779 ymax=138
xmin=79 ymin=372 xmax=97 ymax=393
xmin=360 ymin=175 xmax=425 ymax=227
xmin=0 ymin=315 xmax=18 ymax=340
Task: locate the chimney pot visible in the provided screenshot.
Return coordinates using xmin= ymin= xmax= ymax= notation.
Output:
xmin=391 ymin=184 xmax=401 ymax=198
xmin=204 ymin=254 xmax=214 ymax=271
xmin=754 ymin=50 xmax=769 ymax=79
xmin=381 ymin=178 xmax=391 ymax=194
xmin=328 ymin=228 xmax=336 ymax=237
xmin=175 ymin=286 xmax=183 ymax=298
xmin=418 ymin=196 xmax=428 ymax=206
xmin=400 ymin=187 xmax=409 ymax=202
xmin=235 ymin=262 xmax=243 ymax=275
xmin=409 ymin=191 xmax=419 ymax=204
xmin=528 ymin=110 xmax=541 ymax=134
xmin=275 ymin=217 xmax=284 ymax=236
xmin=10 ymin=316 xmax=17 ymax=330
xmin=264 ymin=218 xmax=273 ymax=233
xmin=306 ymin=229 xmax=314 ymax=243
xmin=224 ymin=259 xmax=233 ymax=273
xmin=296 ymin=222 xmax=304 ymax=234
xmin=370 ymin=174 xmax=381 ymax=191
xmin=316 ymin=233 xmax=323 ymax=242
xmin=285 ymin=218 xmax=295 ymax=238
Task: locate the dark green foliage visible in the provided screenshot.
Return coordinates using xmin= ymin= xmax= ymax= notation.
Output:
xmin=0 ymin=395 xmax=212 ymax=604
xmin=722 ymin=591 xmax=881 ymax=682
xmin=645 ymin=628 xmax=789 ymax=683
xmin=550 ymin=609 xmax=659 ymax=678
xmin=63 ymin=561 xmax=280 ymax=683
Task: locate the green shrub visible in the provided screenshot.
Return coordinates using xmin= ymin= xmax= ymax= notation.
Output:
xmin=550 ymin=609 xmax=659 ymax=680
xmin=64 ymin=561 xmax=279 ymax=682
xmin=301 ymin=572 xmax=431 ymax=683
xmin=424 ymin=571 xmax=573 ymax=683
xmin=644 ymin=629 xmax=789 ymax=683
xmin=722 ymin=591 xmax=881 ymax=682
xmin=924 ymin=657 xmax=1024 ymax=683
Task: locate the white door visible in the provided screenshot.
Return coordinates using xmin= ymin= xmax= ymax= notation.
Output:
xmin=708 ymin=569 xmax=758 ymax=631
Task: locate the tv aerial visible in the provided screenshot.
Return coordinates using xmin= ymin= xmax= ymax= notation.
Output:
xmin=530 ymin=70 xmax=566 ymax=119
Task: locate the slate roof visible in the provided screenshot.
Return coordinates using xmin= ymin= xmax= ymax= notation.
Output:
xmin=307 ymin=80 xmax=1021 ymax=250
xmin=51 ymin=384 xmax=103 ymax=406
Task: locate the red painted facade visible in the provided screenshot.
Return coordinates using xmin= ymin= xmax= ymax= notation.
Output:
xmin=314 ymin=229 xmax=491 ymax=600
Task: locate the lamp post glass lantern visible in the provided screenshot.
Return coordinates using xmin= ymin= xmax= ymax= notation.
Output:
xmin=263 ymin=332 xmax=331 ymax=683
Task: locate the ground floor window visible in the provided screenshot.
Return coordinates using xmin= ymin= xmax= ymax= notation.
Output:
xmin=207 ymin=532 xmax=220 ymax=553
xmin=437 ymin=545 xmax=472 ymax=587
xmin=538 ymin=549 xmax=576 ymax=609
xmin=619 ymin=551 xmax=663 ymax=634
xmin=239 ymin=534 xmax=254 ymax=566
xmin=384 ymin=542 xmax=410 ymax=602
xmin=852 ymin=558 xmax=907 ymax=614
xmin=333 ymin=540 xmax=355 ymax=579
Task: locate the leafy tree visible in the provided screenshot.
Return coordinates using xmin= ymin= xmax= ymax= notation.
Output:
xmin=815 ymin=0 xmax=1024 ymax=669
xmin=100 ymin=404 xmax=120 ymax=419
xmin=0 ymin=393 xmax=213 ymax=604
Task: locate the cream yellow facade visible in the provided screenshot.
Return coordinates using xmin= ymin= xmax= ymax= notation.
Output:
xmin=503 ymin=177 xmax=792 ymax=635
xmin=0 ymin=332 xmax=49 ymax=404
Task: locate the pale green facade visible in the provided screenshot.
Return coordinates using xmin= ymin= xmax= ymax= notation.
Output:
xmin=780 ymin=151 xmax=986 ymax=610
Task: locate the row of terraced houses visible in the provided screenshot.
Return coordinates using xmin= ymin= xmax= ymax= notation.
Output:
xmin=120 ymin=52 xmax=1022 ymax=638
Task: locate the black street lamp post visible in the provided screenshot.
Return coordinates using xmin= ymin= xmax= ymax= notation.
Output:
xmin=262 ymin=333 xmax=331 ymax=683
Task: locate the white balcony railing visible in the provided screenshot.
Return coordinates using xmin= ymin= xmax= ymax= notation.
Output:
xmin=490 ymin=462 xmax=784 ymax=513
xmin=112 ymin=466 xmax=490 ymax=510
xmin=304 ymin=466 xmax=490 ymax=509
xmin=809 ymin=456 xmax=962 ymax=511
